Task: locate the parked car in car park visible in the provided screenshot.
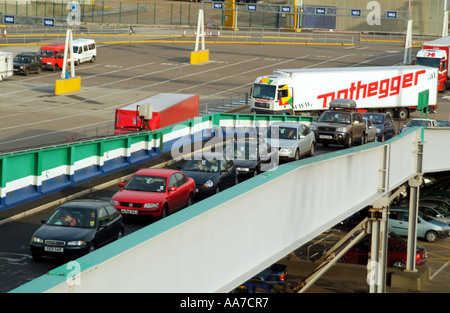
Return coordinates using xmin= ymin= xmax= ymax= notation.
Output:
xmin=339 ymin=233 xmax=427 ymax=269
xmin=13 ymin=52 xmax=43 ymax=75
xmin=400 ymin=118 xmax=439 ymax=133
xmin=233 ymin=279 xmax=285 ymax=293
xmin=264 ymin=121 xmax=315 ymax=161
xmin=110 ymin=168 xmax=195 ymax=218
xmin=363 ymin=117 xmax=377 ymax=142
xmin=419 ymin=199 xmax=450 ymax=225
xmin=388 ymin=206 xmax=450 ymax=242
xmin=224 ymin=138 xmax=278 ymax=181
xmin=361 ymin=112 xmax=396 ymax=142
xmin=180 ymin=152 xmax=238 ymax=197
xmin=310 ymin=99 xmax=366 ymax=148
xmin=30 ymin=200 xmax=124 ymax=261
xmin=251 ymin=263 xmax=288 ymax=285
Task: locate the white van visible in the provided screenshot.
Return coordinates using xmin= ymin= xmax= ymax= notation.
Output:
xmin=72 ymin=39 xmax=96 ymax=65
xmin=0 ymin=51 xmax=13 ymax=81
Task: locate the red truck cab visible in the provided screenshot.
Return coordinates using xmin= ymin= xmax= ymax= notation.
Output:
xmin=416 ymin=37 xmax=450 ymax=92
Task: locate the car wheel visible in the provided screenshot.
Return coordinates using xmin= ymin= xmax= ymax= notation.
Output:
xmin=381 ymin=133 xmax=385 ymax=142
xmin=294 ymin=149 xmax=300 ymax=161
xmin=161 ymin=205 xmax=169 ymax=219
xmin=392 ymin=260 xmax=406 ymax=270
xmin=337 ymin=257 xmax=346 ymax=263
xmin=89 ymin=242 xmax=96 ymax=253
xmin=90 ymin=56 xmax=96 ymax=63
xmin=425 ymin=230 xmax=438 ymax=242
xmin=344 ymin=134 xmax=352 ymax=148
xmin=186 ymin=194 xmax=194 ymax=207
xmin=360 ymin=133 xmax=367 ymax=145
xmin=215 ymin=185 xmax=221 ymax=194
xmin=308 ymin=142 xmax=315 ymax=157
xmin=24 ymin=68 xmax=29 ymax=76
xmin=31 ymin=251 xmax=42 ymax=261
xmin=117 ymin=227 xmax=124 ymax=240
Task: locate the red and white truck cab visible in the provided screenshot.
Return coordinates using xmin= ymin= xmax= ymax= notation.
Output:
xmin=416 ymin=36 xmax=450 ymax=92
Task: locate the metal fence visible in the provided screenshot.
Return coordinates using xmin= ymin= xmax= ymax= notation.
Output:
xmin=0 ymin=0 xmax=440 ymax=35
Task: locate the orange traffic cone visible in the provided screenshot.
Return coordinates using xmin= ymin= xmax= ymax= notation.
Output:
xmin=3 ymin=28 xmax=7 ymax=38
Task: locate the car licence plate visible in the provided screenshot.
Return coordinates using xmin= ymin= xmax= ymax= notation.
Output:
xmin=319 ymin=135 xmax=333 ymax=139
xmin=121 ymin=209 xmax=138 ymax=215
xmin=45 ymin=246 xmax=64 ymax=253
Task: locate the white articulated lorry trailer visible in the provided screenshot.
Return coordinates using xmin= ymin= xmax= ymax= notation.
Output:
xmin=250 ymin=66 xmax=438 ymax=119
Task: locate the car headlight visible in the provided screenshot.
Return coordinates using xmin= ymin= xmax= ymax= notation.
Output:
xmin=280 ymin=147 xmax=293 ymax=152
xmin=337 ymin=126 xmax=348 ymax=132
xmin=237 ymin=167 xmax=249 ymax=172
xmin=310 ymin=124 xmax=317 ymax=131
xmin=20 ymin=66 xmax=24 ymax=69
xmin=203 ymin=180 xmax=214 ymax=188
xmin=143 ymin=203 xmax=159 ymax=209
xmin=31 ymin=236 xmax=43 ymax=244
xmin=67 ymin=241 xmax=87 ymax=246
xmin=110 ymin=199 xmax=119 ymax=206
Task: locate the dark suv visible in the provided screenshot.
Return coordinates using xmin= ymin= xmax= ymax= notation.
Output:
xmin=310 ymin=99 xmax=366 ymax=148
xmin=13 ymin=52 xmax=43 ymax=76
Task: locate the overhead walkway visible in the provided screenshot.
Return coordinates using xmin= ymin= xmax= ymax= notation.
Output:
xmin=9 ymin=115 xmax=450 ymax=292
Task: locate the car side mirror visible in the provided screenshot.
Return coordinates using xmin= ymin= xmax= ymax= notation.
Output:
xmin=169 ymin=186 xmax=177 ymax=192
xmin=118 ymin=182 xmax=125 ymax=187
xmin=41 ymin=219 xmax=46 ymax=224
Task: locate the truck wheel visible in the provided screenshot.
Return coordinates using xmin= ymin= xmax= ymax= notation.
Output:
xmin=384 ymin=109 xmax=394 ymax=117
xmin=36 ymin=67 xmax=41 ymax=74
xmin=397 ymin=108 xmax=408 ymax=119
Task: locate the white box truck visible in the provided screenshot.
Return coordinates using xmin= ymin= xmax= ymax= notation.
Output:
xmin=250 ymin=66 xmax=438 ymax=119
xmin=0 ymin=51 xmax=13 ymax=81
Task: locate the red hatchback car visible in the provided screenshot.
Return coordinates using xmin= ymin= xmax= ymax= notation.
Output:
xmin=340 ymin=234 xmax=427 ymax=269
xmin=110 ymin=168 xmax=195 ymax=218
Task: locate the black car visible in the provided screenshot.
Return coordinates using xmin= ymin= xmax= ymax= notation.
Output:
xmin=13 ymin=52 xmax=43 ymax=76
xmin=30 ymin=200 xmax=124 ymax=261
xmin=180 ymin=152 xmax=238 ymax=197
xmin=224 ymin=138 xmax=278 ymax=181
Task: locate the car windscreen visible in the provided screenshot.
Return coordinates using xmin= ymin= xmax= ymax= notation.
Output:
xmin=124 ymin=175 xmax=166 ymax=192
xmin=267 ymin=126 xmax=297 ymax=140
xmin=407 ymin=120 xmax=432 ymax=127
xmin=318 ymin=112 xmax=351 ymax=124
xmin=38 ymin=50 xmax=55 ymax=58
xmin=46 ymin=207 xmax=97 ymax=228
xmin=226 ymin=142 xmax=258 ymax=160
xmin=182 ymin=159 xmax=219 ymax=172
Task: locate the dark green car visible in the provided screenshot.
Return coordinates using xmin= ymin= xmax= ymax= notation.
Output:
xmin=13 ymin=52 xmax=43 ymax=76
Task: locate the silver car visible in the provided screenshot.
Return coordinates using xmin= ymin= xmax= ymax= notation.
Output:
xmin=363 ymin=117 xmax=377 ymax=142
xmin=419 ymin=198 xmax=450 ymax=225
xmin=264 ymin=122 xmax=316 ymax=161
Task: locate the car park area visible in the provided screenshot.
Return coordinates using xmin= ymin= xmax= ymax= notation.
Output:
xmin=2 ymin=28 xmax=450 ymax=293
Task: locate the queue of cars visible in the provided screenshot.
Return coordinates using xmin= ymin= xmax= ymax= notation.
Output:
xmin=12 ymin=39 xmax=96 ymax=75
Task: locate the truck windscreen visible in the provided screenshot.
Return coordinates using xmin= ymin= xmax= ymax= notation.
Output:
xmin=253 ymin=84 xmax=276 ymax=100
xmin=416 ymin=57 xmax=441 ymax=68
